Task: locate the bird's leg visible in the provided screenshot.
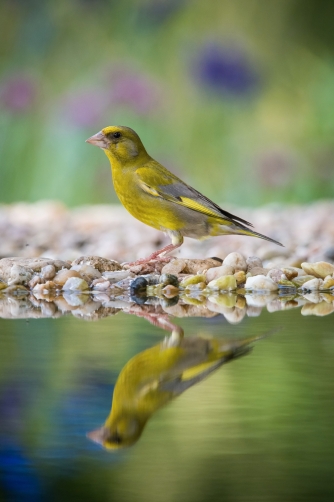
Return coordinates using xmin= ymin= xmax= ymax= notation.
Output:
xmin=126 ymin=234 xmax=183 ymax=266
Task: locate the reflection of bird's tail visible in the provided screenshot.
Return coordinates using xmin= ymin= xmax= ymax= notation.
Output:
xmin=216 ymin=328 xmax=281 ymax=358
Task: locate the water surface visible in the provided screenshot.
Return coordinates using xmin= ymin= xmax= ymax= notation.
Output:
xmin=0 ymin=305 xmax=333 ymax=502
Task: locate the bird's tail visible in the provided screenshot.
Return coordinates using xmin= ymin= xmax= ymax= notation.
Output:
xmin=235 ymin=226 xmax=283 ymax=247
xmin=216 ymin=220 xmax=283 ymax=247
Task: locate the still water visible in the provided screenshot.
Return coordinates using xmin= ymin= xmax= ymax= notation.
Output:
xmin=0 ymin=300 xmax=333 ymax=502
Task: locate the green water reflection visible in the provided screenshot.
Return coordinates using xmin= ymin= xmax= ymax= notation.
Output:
xmin=0 ymin=309 xmax=333 ymax=501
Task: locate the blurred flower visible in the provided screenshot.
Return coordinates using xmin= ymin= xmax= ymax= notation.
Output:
xmin=192 ymin=42 xmax=260 ymax=97
xmin=107 ymin=66 xmax=163 ymax=115
xmin=254 ymin=148 xmax=298 ymax=188
xmin=0 ymin=74 xmax=37 ymax=113
xmin=61 ymin=90 xmax=106 ymax=128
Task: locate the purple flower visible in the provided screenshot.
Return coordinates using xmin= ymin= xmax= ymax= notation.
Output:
xmin=61 ymin=90 xmax=107 ymax=128
xmin=0 ymin=75 xmax=37 ymax=113
xmin=192 ymin=42 xmax=260 ymax=97
xmin=107 ymin=66 xmax=163 ymax=115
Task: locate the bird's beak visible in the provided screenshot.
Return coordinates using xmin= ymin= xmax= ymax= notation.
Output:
xmin=86 ymin=426 xmax=105 ymax=445
xmin=85 ymin=131 xmax=108 ymax=148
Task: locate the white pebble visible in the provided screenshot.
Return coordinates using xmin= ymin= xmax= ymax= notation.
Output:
xmin=223 ymin=252 xmax=247 ymax=271
xmin=245 ymin=275 xmax=278 ymax=291
xmin=299 ymin=278 xmax=323 ymax=291
xmin=62 ymin=277 xmax=89 ymax=291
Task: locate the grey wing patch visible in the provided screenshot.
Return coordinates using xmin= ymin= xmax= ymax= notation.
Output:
xmin=158 ymin=180 xmax=254 ymax=227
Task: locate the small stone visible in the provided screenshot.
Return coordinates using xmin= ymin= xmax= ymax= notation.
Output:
xmin=32 ymin=281 xmax=56 ymax=293
xmin=223 ymin=252 xmax=247 ymax=271
xmin=278 ymin=278 xmax=296 ymax=288
xmin=205 ymin=265 xmax=234 ymax=282
xmin=159 ymin=274 xmax=179 ymax=287
xmin=224 ymin=307 xmax=247 ymax=324
xmin=180 ymin=274 xmax=206 ymax=288
xmin=102 ymin=270 xmax=134 ymax=284
xmin=162 ymin=258 xmax=221 ymax=275
xmin=161 ymin=285 xmax=179 ymax=298
xmin=62 ymin=277 xmax=89 ymax=291
xmin=322 ymin=277 xmax=334 ymax=290
xmin=208 ymin=293 xmax=237 ymax=308
xmin=40 ymin=264 xmax=56 ymax=281
xmin=301 ymin=261 xmax=334 ymax=279
xmin=63 ymin=293 xmax=88 ymax=307
xmin=71 ymin=264 xmax=101 ymax=281
xmin=267 ymin=268 xmax=284 ymax=283
xmin=72 ymin=256 xmax=121 ymax=273
xmin=236 ymin=296 xmax=246 ymax=309
xmin=245 ymin=275 xmax=278 ymax=291
xmin=234 ymin=270 xmax=246 ymax=285
xmin=292 ymin=275 xmax=317 ymax=287
xmin=321 ymin=293 xmax=334 ymax=303
xmin=245 ymin=293 xmax=278 ymax=308
xmin=281 ymin=267 xmax=298 ymax=281
xmin=246 ymin=306 xmax=262 ymax=317
xmin=0 ymin=280 xmax=7 ymax=290
xmin=267 ymin=299 xmax=282 ymax=313
xmin=246 ymin=256 xmax=263 ymax=270
xmin=302 ymin=293 xmax=321 ymax=304
xmin=207 ymin=275 xmax=237 ymax=291
xmin=54 ymin=269 xmax=81 ymax=286
xmin=247 ymin=266 xmax=269 ymax=277
xmin=301 ymin=301 xmax=334 ymax=317
xmin=92 ymin=280 xmax=110 ymax=291
xmin=8 ymin=265 xmax=33 ymax=285
xmin=299 ymin=278 xmax=324 ymax=291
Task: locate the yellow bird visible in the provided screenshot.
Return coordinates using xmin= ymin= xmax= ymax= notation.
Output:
xmin=87 ymin=331 xmax=268 ymax=449
xmin=86 ymin=126 xmax=282 ymax=263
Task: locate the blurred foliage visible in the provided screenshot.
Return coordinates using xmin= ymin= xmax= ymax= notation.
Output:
xmin=1 ymin=0 xmax=334 ymax=207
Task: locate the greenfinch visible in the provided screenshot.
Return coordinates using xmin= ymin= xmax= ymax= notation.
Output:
xmin=86 ymin=126 xmax=282 ymax=263
xmin=87 ymin=330 xmax=267 ymax=449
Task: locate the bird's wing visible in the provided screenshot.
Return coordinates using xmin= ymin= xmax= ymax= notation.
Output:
xmin=136 ymin=164 xmax=253 ymax=227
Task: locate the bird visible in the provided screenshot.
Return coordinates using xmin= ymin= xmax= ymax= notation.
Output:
xmin=86 ymin=126 xmax=282 ymax=264
xmin=87 ymin=329 xmax=269 ymax=449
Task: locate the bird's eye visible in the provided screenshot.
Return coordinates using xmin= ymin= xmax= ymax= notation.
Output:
xmin=113 ymin=132 xmax=121 ymax=139
xmin=112 ymin=432 xmax=122 ymax=444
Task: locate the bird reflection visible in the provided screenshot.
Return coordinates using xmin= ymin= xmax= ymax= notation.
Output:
xmin=87 ymin=327 xmax=269 ymax=450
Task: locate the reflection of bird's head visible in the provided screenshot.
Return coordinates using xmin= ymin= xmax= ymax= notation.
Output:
xmin=86 ymin=125 xmax=148 ymax=164
xmin=87 ymin=415 xmax=145 ymax=450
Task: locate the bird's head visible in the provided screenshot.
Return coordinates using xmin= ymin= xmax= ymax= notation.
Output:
xmin=86 ymin=125 xmax=148 ymax=164
xmin=87 ymin=415 xmax=145 ymax=450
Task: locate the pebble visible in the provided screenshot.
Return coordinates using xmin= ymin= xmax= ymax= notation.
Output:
xmin=267 ymin=268 xmax=284 ymax=283
xmin=322 ymin=277 xmax=334 ymax=290
xmin=180 ymin=274 xmax=206 ymax=288
xmin=291 ymin=275 xmax=317 ymax=287
xmin=54 ymin=269 xmax=81 ymax=286
xmin=208 ymin=294 xmax=237 ymax=308
xmin=71 ymin=264 xmax=101 ymax=281
xmin=247 ymin=266 xmax=269 ymax=277
xmin=246 ymin=256 xmax=263 ymax=270
xmin=205 ymin=265 xmax=234 ymax=282
xmin=162 ymin=258 xmax=221 ymax=275
xmin=301 ymin=301 xmax=334 ymax=316
xmin=223 ymin=252 xmax=247 ymax=272
xmin=8 ymin=265 xmax=32 ymax=285
xmin=245 ymin=275 xmax=278 ymax=291
xmin=40 ymin=264 xmax=56 ymax=281
xmin=301 ymin=261 xmax=334 ymax=279
xmin=71 ymin=255 xmax=121 ymax=273
xmin=234 ymin=270 xmax=246 ymax=285
xmin=102 ymin=270 xmax=133 ymax=283
xmin=92 ymin=280 xmax=111 ymax=291
xmin=207 ymin=275 xmax=237 ymax=291
xmin=62 ymin=277 xmax=89 ymax=291
xmin=299 ymin=278 xmax=324 ymax=291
